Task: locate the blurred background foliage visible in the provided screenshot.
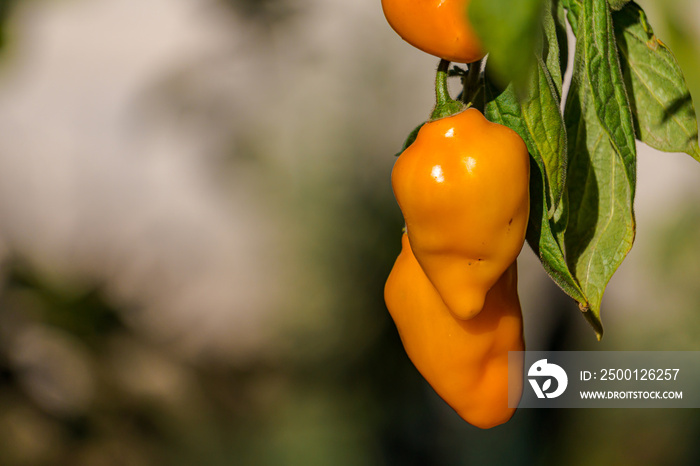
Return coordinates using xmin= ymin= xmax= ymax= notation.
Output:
xmin=0 ymin=0 xmax=698 ymax=464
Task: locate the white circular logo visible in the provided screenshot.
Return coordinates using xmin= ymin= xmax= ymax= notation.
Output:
xmin=528 ymin=359 xmax=568 ymax=399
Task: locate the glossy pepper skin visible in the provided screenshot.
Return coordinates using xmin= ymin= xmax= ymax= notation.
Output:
xmin=385 ymin=234 xmax=524 ymax=429
xmin=392 ymin=108 xmax=530 ymax=319
xmin=381 ymin=0 xmax=485 ymax=64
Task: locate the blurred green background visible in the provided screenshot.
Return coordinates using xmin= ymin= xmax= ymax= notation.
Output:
xmin=0 ymin=0 xmax=699 ymax=464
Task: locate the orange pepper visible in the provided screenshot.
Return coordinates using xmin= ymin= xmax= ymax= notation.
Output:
xmin=381 ymin=0 xmax=485 ymax=63
xmin=391 ymin=108 xmax=530 ymax=319
xmin=385 ymin=234 xmax=524 ymax=429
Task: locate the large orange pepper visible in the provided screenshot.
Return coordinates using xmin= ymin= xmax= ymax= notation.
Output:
xmin=381 ymin=0 xmax=485 ymax=63
xmin=392 ymin=107 xmax=530 ymax=319
xmin=385 ymin=234 xmax=524 ymax=429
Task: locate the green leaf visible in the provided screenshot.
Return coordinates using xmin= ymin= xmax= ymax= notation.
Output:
xmin=582 ymin=0 xmax=637 ymax=195
xmin=563 ymin=0 xmax=637 ymax=338
xmin=520 ymin=57 xmax=567 ymax=213
xmin=542 ymin=0 xmax=564 ymax=98
xmin=614 ymin=2 xmax=700 ymax=161
xmin=485 ymin=69 xmax=587 ymax=309
xmin=469 ymin=0 xmax=546 ymax=89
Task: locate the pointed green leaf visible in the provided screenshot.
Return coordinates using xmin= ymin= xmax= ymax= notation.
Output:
xmin=563 ymin=0 xmax=637 ymax=337
xmin=614 ymin=2 xmax=700 ymax=161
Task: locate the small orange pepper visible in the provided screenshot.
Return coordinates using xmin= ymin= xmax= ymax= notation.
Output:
xmin=381 ymin=0 xmax=485 ymax=63
xmin=391 ymin=107 xmax=530 ymax=319
xmin=384 ymin=234 xmax=524 ymax=429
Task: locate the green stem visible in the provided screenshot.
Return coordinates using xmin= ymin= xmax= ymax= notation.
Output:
xmin=430 ymin=59 xmax=467 ymax=121
xmin=435 ymin=59 xmax=451 ymax=108
xmin=463 ymin=60 xmax=482 ymax=103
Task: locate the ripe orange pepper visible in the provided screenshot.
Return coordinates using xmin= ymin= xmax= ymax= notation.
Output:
xmin=392 ymin=107 xmax=530 ymax=319
xmin=385 ymin=234 xmax=524 ymax=429
xmin=381 ymin=0 xmax=485 ymax=63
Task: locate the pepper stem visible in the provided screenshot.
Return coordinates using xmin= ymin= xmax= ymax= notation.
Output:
xmin=435 ymin=59 xmax=451 ymax=107
xmin=430 ymin=59 xmax=468 ymax=121
xmin=462 ymin=59 xmax=482 ymax=106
